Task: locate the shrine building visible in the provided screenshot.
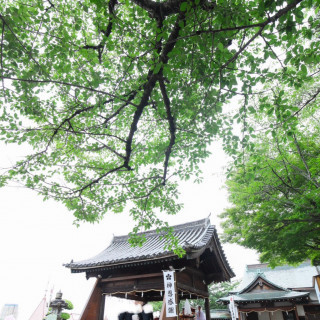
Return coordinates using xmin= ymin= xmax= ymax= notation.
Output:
xmin=219 ymin=262 xmax=320 ymax=320
xmin=64 ymin=218 xmax=235 ymax=320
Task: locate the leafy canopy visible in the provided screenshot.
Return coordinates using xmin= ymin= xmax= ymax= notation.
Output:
xmin=220 ymin=66 xmax=320 ymax=266
xmin=0 ymin=0 xmax=318 ymax=245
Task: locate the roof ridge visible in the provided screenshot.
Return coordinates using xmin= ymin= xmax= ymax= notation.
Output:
xmin=238 ymin=273 xmax=289 ymax=294
xmin=113 ymin=218 xmax=210 ymax=243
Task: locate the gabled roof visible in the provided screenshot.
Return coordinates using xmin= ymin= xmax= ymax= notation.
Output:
xmin=218 ymin=262 xmax=317 ymax=305
xmin=64 ymin=218 xmax=234 ymax=279
xmin=234 ymin=262 xmax=319 ymax=291
xmin=219 ymin=273 xmax=310 ymax=303
xmin=237 ymin=273 xmax=288 ymax=294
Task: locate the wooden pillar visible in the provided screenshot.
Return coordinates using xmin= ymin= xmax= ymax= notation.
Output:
xmin=98 ymin=295 xmax=106 ymax=320
xmin=160 ymin=295 xmax=167 ymax=320
xmin=205 ymin=298 xmax=210 ymax=320
xmin=160 ymin=294 xmax=178 ymax=320
xmin=294 ymin=306 xmax=299 ymax=320
xmin=174 ymin=272 xmax=179 ymax=320
xmin=80 ymin=279 xmax=104 ymax=320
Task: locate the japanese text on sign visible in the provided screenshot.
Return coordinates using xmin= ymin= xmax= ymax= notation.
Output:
xmin=163 ymin=271 xmax=177 ymax=317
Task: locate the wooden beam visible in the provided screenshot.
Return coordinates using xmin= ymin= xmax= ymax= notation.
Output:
xmin=110 ymin=293 xmax=146 ymax=301
xmin=101 ymin=273 xmax=162 ymax=282
xmin=177 ymin=283 xmax=209 ymax=298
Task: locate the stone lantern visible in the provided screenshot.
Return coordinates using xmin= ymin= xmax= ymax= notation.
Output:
xmin=49 ymin=291 xmax=68 ymax=320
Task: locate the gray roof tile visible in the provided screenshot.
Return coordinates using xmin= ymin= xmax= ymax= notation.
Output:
xmin=64 ymin=218 xmax=232 ymax=274
xmin=235 ymin=262 xmax=319 ymax=291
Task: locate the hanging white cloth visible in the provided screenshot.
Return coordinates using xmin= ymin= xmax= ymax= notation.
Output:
xmin=184 ymin=299 xmax=192 ymax=316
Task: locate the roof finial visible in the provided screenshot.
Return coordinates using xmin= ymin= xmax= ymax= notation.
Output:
xmin=205 ymin=213 xmax=211 ymax=226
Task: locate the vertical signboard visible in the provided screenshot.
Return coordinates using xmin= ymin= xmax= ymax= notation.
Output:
xmin=229 ymin=296 xmax=238 ymax=320
xmin=163 ymin=270 xmax=177 ymax=317
xmin=315 ymin=275 xmax=320 ymax=303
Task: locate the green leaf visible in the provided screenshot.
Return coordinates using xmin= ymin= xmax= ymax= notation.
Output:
xmin=300 ymin=64 xmax=307 ymax=75
xmin=217 ymin=42 xmax=224 ymax=51
xmin=153 ymin=62 xmax=162 ymax=74
xmin=180 ymin=2 xmax=188 ymax=11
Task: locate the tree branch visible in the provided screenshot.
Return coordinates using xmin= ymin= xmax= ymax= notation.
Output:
xmin=1 ymin=76 xmax=138 ymax=107
xmin=131 ymin=0 xmax=181 ymax=19
xmin=124 ymin=11 xmax=185 ymax=170
xmin=159 ymin=77 xmax=176 ymax=185
xmin=261 ymin=35 xmax=284 ymax=68
xmin=292 ymin=133 xmax=320 ymax=188
xmin=0 ymin=21 xmax=4 ymax=97
xmin=76 ymin=164 xmax=125 ymax=195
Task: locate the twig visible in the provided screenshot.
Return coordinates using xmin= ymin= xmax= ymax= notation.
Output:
xmin=0 ymin=21 xmax=4 ymax=98
xmin=261 ymin=35 xmax=284 ymax=68
xmin=1 ymin=76 xmax=138 ymax=107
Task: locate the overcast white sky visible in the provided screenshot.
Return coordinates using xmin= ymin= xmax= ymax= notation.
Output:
xmin=0 ymin=140 xmax=259 ymax=320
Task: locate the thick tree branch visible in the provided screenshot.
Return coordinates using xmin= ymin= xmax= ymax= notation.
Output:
xmin=124 ymin=11 xmax=185 ymax=170
xmin=159 ymin=77 xmax=176 ymax=185
xmin=131 ymin=0 xmax=181 ymax=19
xmin=101 ymin=0 xmax=117 ymax=38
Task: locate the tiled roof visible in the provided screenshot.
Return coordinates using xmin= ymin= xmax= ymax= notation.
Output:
xmin=237 ymin=273 xmax=287 ymax=294
xmin=210 ymin=310 xmax=231 ymax=319
xmin=64 ymin=218 xmax=233 ymax=275
xmin=219 ymin=290 xmax=309 ymax=302
xmin=235 ymin=262 xmax=319 ymax=291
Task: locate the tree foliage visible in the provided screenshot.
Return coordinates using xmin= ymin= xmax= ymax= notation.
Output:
xmin=220 ymin=66 xmax=320 ymax=265
xmin=209 ymin=280 xmax=240 ymax=310
xmin=0 ymin=0 xmax=319 ymax=243
xmin=60 ymin=300 xmax=74 ymax=320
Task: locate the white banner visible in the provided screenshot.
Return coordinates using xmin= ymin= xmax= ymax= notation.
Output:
xmin=229 ymin=296 xmax=238 ymax=320
xmin=315 ymin=276 xmax=320 ymax=303
xmin=163 ymin=271 xmax=177 ymax=317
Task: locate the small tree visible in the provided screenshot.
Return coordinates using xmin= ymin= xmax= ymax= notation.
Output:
xmin=60 ymin=300 xmax=74 ymax=320
xmin=209 ymin=281 xmax=240 ymax=310
xmin=220 ymin=68 xmax=320 ymax=266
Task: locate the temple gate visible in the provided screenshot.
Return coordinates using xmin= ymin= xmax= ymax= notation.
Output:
xmin=65 ymin=218 xmax=234 ymax=320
